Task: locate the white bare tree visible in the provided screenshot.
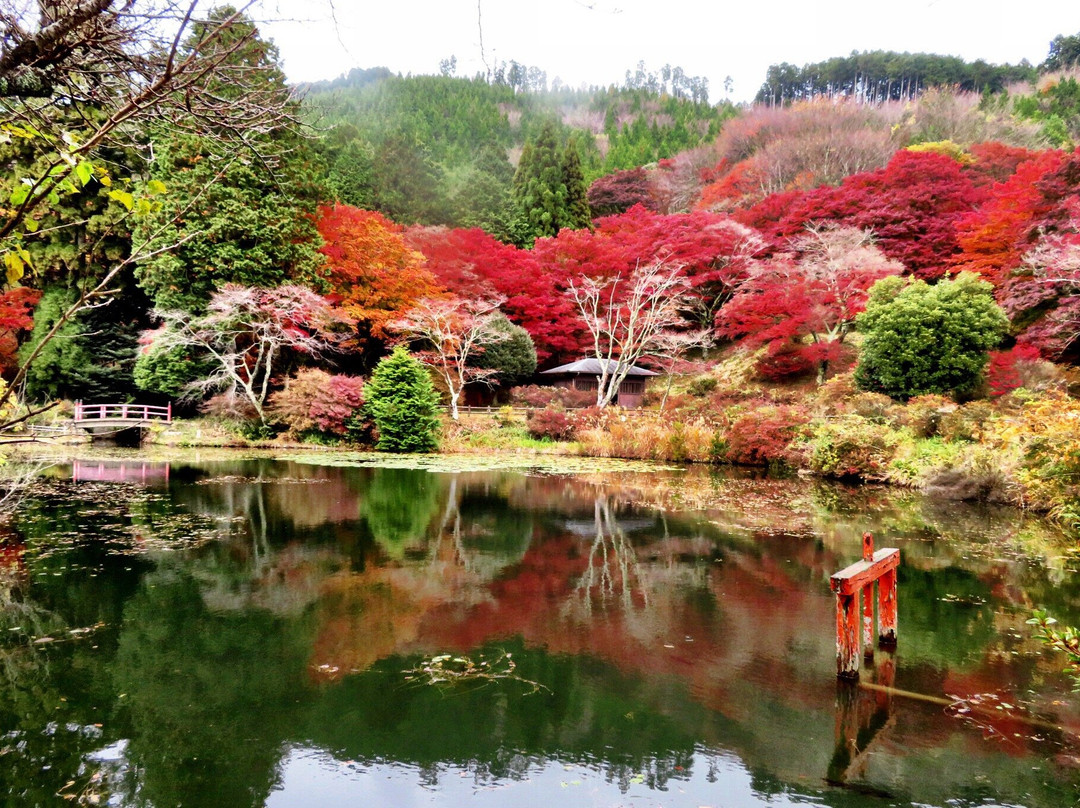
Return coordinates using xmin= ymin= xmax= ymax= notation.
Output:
xmin=391 ymin=296 xmax=508 ymax=420
xmin=568 ymin=259 xmax=693 ymax=408
xmin=142 ymin=284 xmax=342 ymax=425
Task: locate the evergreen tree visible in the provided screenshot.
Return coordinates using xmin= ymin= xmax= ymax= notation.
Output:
xmin=20 ymin=272 xmax=153 ymax=403
xmin=855 ymin=273 xmax=1008 ymax=400
xmin=468 ymin=312 xmax=537 ymax=384
xmin=134 ymin=9 xmax=326 ymax=312
xmin=365 ymin=346 xmax=441 ymax=452
xmin=450 ymin=144 xmax=516 ymax=240
xmin=326 ymin=138 xmax=378 ymax=209
xmin=513 ymin=121 xmax=566 ymax=245
xmin=560 ymin=135 xmax=592 ymax=231
xmin=372 ymin=129 xmax=450 ymax=225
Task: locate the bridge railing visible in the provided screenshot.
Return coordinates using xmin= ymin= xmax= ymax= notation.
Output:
xmin=74 ymin=402 xmax=172 ymax=423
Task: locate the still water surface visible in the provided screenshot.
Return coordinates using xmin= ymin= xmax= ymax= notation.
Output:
xmin=2 ymin=454 xmax=1080 ymax=807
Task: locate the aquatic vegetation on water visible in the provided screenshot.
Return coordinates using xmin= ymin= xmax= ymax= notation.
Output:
xmin=403 ymin=652 xmax=550 ymax=695
xmin=281 ymin=451 xmax=682 ymax=475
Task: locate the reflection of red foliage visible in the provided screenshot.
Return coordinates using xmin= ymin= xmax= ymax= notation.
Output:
xmin=0 ymin=540 xmax=24 ymax=570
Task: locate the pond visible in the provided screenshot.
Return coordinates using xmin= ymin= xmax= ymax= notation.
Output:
xmin=1 ymin=452 xmax=1080 ymax=807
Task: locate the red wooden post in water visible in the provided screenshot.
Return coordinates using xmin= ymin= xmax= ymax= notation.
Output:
xmin=829 ymin=532 xmax=899 ymax=679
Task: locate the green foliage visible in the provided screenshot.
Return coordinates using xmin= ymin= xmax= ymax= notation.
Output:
xmin=1041 ymin=32 xmax=1080 ymax=73
xmin=757 ymin=50 xmax=1036 ymax=105
xmin=513 ymin=121 xmax=566 ymax=244
xmin=133 ymin=17 xmax=326 ymax=312
xmin=1028 ymin=610 xmax=1080 ymax=690
xmin=20 ymin=277 xmax=151 ymax=402
xmin=561 ymin=135 xmax=592 ymax=231
xmin=855 ymin=272 xmax=1008 ymax=400
xmin=371 ymin=129 xmax=451 ymax=225
xmin=470 ymin=313 xmax=537 ymax=384
xmin=806 ymin=417 xmax=902 ymax=480
xmin=304 ymin=69 xmax=727 ymax=239
xmin=365 ymin=346 xmax=441 ymax=452
xmin=323 ymin=135 xmax=377 ymax=208
xmin=133 ymin=342 xmax=211 ymax=399
xmin=1011 ymin=77 xmax=1080 ymax=148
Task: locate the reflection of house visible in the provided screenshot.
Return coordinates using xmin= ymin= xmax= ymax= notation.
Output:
xmin=539 ymin=358 xmax=657 ymax=408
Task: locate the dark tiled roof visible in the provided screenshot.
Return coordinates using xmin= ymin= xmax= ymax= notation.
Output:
xmin=539 ymin=358 xmax=658 ymax=377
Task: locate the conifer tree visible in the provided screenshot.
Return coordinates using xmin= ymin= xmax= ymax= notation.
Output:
xmin=560 ymin=135 xmax=593 ymax=231
xmin=513 ymin=121 xmax=566 ymax=244
xmin=134 ymin=8 xmax=326 ymax=313
xmin=365 ymin=346 xmax=441 ymax=452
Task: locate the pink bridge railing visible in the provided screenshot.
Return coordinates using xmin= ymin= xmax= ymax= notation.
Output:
xmin=73 ymin=401 xmax=172 ymax=423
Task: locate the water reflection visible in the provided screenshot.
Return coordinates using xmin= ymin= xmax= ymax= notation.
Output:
xmin=0 ymin=457 xmax=1078 ymax=806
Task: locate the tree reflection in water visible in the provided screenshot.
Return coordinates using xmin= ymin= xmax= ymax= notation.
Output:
xmin=0 ymin=458 xmax=1078 ymax=807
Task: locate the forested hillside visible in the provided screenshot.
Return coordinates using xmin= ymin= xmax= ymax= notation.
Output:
xmin=304 ymin=63 xmax=734 ymax=236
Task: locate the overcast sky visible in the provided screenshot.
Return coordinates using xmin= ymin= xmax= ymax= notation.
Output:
xmin=258 ymin=0 xmax=1080 ymax=102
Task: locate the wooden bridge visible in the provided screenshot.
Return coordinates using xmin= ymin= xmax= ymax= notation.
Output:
xmin=73 ymin=401 xmax=172 ymax=438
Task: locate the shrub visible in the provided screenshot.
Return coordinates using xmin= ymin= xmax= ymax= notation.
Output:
xmin=814 ymin=372 xmax=858 ymax=413
xmin=527 ymin=406 xmax=575 ymax=441
xmin=724 ymin=405 xmax=807 ymax=466
xmin=847 ymin=392 xmax=901 ymax=425
xmin=991 ymin=392 xmax=1080 ymax=524
xmin=365 ymin=346 xmax=441 ymax=453
xmin=901 ymin=394 xmax=954 ymax=438
xmin=921 ymin=446 xmax=1013 ymax=502
xmin=687 ymin=375 xmax=719 ymax=397
xmin=938 ymin=400 xmax=994 ymax=443
xmin=269 ymin=369 xmax=368 ymax=441
xmin=755 ymin=341 xmax=815 ymax=381
xmin=510 ymin=385 xmax=594 ymax=409
xmin=855 ymin=272 xmax=1009 ymax=400
xmin=807 ymin=417 xmax=901 ymax=480
xmin=470 ymin=313 xmax=537 ymax=385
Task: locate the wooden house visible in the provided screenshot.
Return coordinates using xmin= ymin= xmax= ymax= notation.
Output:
xmin=539 ymin=358 xmax=658 ymax=408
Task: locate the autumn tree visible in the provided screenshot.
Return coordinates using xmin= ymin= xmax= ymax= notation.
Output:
xmin=391 ymin=297 xmax=508 ymax=419
xmin=405 ymin=225 xmax=583 ymax=363
xmin=136 ymin=284 xmax=342 ymax=426
xmin=739 ymin=150 xmax=986 ymax=280
xmin=719 ymin=225 xmax=903 ymax=382
xmin=569 ymin=260 xmax=693 ymax=408
xmin=951 ymin=150 xmax=1067 ymax=285
xmin=587 ymin=168 xmax=656 ymax=217
xmin=1001 ymin=228 xmax=1080 ymax=359
xmin=318 ymin=205 xmax=440 ymax=362
xmin=587 ymin=206 xmax=767 ymax=328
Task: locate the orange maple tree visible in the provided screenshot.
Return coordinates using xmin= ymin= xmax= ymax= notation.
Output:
xmin=317 ymin=204 xmax=442 ymax=354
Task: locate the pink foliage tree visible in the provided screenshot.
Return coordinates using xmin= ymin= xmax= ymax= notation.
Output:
xmin=719 ymin=225 xmax=903 ymax=382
